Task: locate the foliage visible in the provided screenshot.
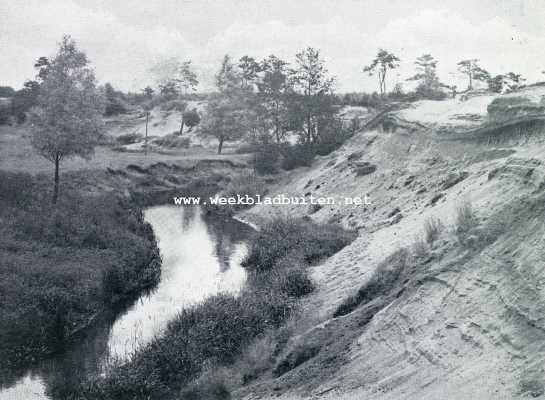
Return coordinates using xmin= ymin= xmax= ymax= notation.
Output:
xmin=150 ymin=58 xmax=199 ymax=97
xmin=333 ymin=249 xmax=408 ymax=317
xmin=457 ymin=59 xmax=490 ymax=90
xmin=408 ymin=54 xmax=447 ymax=100
xmin=103 ymin=82 xmax=128 ymax=116
xmin=30 ymin=35 xmax=105 ymax=203
xmin=116 ymin=132 xmax=143 ymax=145
xmin=254 ymin=141 xmax=280 ymax=174
xmin=424 ymin=217 xmax=444 ymax=244
xmin=242 ymin=218 xmax=355 ymax=272
xmin=363 ymin=49 xmax=400 ymax=95
xmin=0 ymin=86 xmax=15 ymax=97
xmin=280 ymin=143 xmax=315 ymax=170
xmin=182 ymin=108 xmax=201 ymax=130
xmin=81 ymin=217 xmax=352 ymax=398
xmin=290 ymin=47 xmax=336 ymax=144
xmin=0 ymin=171 xmax=159 ymax=367
xmin=152 ymin=133 xmax=190 ymax=148
xmin=257 ymin=55 xmax=291 ymax=142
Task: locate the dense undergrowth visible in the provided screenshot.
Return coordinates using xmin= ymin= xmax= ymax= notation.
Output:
xmin=80 ymin=218 xmax=355 ymax=399
xmin=0 ymin=171 xmax=161 ymax=368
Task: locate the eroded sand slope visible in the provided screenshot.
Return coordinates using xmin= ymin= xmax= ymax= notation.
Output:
xmin=239 ymin=87 xmax=545 ymax=399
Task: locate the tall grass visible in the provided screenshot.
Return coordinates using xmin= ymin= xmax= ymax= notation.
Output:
xmin=81 ymin=218 xmax=355 ymax=399
xmin=0 ymin=171 xmax=160 ymax=367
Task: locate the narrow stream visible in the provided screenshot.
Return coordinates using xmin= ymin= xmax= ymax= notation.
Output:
xmin=0 ymin=205 xmax=253 ymax=400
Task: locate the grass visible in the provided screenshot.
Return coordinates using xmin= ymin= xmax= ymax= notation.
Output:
xmin=333 ymin=249 xmax=409 ymax=318
xmin=243 ymin=218 xmax=356 ymax=272
xmin=424 ymin=216 xmax=444 ymax=244
xmin=0 ymin=171 xmax=160 ymax=368
xmin=80 ymin=218 xmax=355 ymax=399
xmin=455 ymin=200 xmax=479 ymax=246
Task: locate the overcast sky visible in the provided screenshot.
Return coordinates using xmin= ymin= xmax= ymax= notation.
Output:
xmin=2 ymin=0 xmax=545 ymax=92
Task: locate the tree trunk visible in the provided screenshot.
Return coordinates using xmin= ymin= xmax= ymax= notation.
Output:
xmin=53 ymin=153 xmax=60 ymax=204
xmin=179 ymin=117 xmax=185 ymax=136
xmin=217 ymin=135 xmax=224 ymax=154
xmin=145 ymin=111 xmax=149 ymax=156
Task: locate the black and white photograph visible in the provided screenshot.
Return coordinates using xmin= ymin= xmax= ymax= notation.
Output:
xmin=1 ymin=1 xmax=545 ymax=399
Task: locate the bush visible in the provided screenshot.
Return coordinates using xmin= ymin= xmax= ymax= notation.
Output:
xmin=424 ymin=217 xmax=444 ymax=244
xmin=242 ymin=218 xmax=355 ymax=272
xmin=153 ymin=133 xmax=191 ymax=148
xmin=254 ymin=143 xmax=280 ymax=174
xmin=116 ymin=132 xmax=143 ymax=145
xmin=455 ymin=200 xmax=478 ymax=244
xmin=0 ymin=173 xmax=160 ymax=367
xmin=81 ymin=217 xmax=352 ymax=398
xmin=314 ymin=122 xmax=353 ymax=156
xmin=280 ymin=144 xmax=315 ymax=170
xmin=333 ymin=249 xmax=408 ymax=317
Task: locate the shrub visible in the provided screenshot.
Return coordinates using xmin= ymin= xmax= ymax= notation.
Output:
xmin=314 ymin=122 xmax=353 ymax=156
xmin=0 ymin=173 xmax=160 ymax=367
xmin=273 ymin=343 xmax=321 ymax=377
xmin=81 ymin=217 xmax=352 ymax=398
xmin=455 ymin=200 xmax=478 ymax=244
xmin=280 ymin=144 xmax=315 ymax=170
xmin=242 ymin=218 xmax=355 ymax=272
xmin=179 ymin=374 xmax=231 ymax=400
xmin=116 ymin=132 xmax=143 ymax=145
xmin=153 ymin=134 xmax=190 ymax=148
xmin=424 ymin=217 xmax=444 ymax=244
xmin=254 ymin=143 xmax=280 ymax=174
xmin=333 ymin=249 xmax=408 ymax=317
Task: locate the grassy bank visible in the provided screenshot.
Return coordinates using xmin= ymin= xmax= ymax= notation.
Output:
xmin=80 ymin=218 xmax=355 ymax=399
xmin=0 ymin=171 xmax=161 ymax=369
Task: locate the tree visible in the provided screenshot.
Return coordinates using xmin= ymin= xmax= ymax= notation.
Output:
xmin=34 ymin=56 xmax=50 ymax=82
xmin=182 ymin=109 xmax=200 ymax=131
xmin=142 ymin=86 xmax=154 ymax=99
xmin=150 ymin=58 xmax=198 ymax=97
xmin=30 ymin=35 xmax=104 ymax=203
xmin=290 ymin=47 xmax=336 ymax=144
xmin=407 ymin=54 xmax=445 ymax=99
xmin=457 ymin=59 xmax=490 ymax=90
xmin=103 ymin=83 xmax=126 ymax=116
xmin=0 ymin=86 xmax=16 ymax=97
xmin=239 ymin=56 xmax=261 ymax=89
xmin=177 ymin=61 xmax=199 ymax=94
xmin=202 ymin=55 xmax=249 ymax=153
xmin=363 ymin=49 xmax=400 ymax=95
xmin=503 ymin=72 xmax=525 ymax=91
xmin=158 ymin=81 xmax=179 ymax=98
xmin=216 ymin=55 xmax=242 ymax=92
xmin=257 ymin=55 xmax=291 ymax=142
xmin=201 ymin=94 xmax=248 ymax=153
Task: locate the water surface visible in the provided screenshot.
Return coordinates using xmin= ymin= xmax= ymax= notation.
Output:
xmin=0 ymin=205 xmax=252 ymax=399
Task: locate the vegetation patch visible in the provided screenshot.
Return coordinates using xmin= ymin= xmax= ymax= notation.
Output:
xmin=333 ymin=249 xmax=409 ymax=317
xmin=0 ymin=171 xmax=160 ymax=368
xmin=81 ymin=218 xmax=354 ymax=399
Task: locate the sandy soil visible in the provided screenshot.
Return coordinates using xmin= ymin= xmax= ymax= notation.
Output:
xmin=238 ymin=86 xmax=545 ymax=400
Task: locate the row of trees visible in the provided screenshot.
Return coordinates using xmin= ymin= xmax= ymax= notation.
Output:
xmin=200 ymin=48 xmax=339 ymax=155
xmin=362 ymin=49 xmax=526 ymax=97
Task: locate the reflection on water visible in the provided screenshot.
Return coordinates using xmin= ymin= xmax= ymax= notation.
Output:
xmin=0 ymin=205 xmax=253 ymax=400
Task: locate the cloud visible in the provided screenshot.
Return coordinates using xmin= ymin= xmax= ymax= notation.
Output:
xmin=2 ymin=1 xmax=545 ymax=92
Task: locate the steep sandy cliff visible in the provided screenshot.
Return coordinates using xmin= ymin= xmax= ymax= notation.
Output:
xmin=238 ymin=86 xmax=545 ymax=399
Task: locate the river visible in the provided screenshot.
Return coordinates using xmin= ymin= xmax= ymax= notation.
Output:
xmin=0 ymin=205 xmax=253 ymax=400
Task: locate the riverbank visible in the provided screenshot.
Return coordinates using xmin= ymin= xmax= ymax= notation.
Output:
xmin=78 ymin=218 xmax=356 ymax=399
xmin=0 ymin=170 xmax=161 ymax=380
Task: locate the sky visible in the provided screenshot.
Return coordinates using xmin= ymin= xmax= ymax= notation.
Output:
xmin=2 ymin=0 xmax=545 ymax=93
